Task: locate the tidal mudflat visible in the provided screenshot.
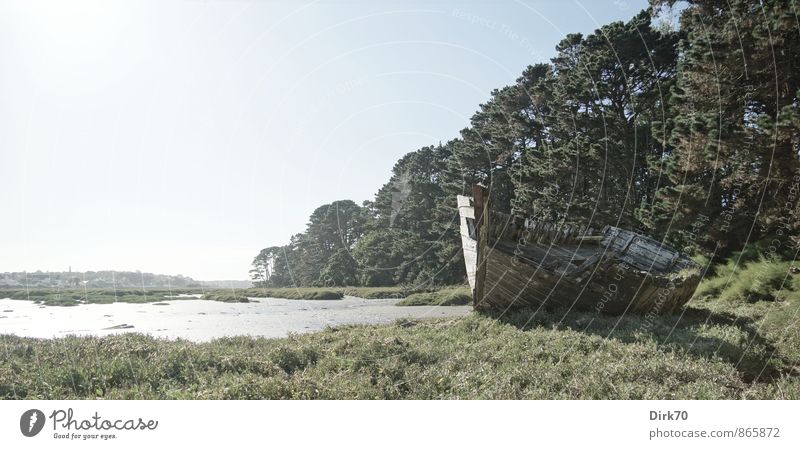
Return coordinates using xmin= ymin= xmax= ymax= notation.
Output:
xmin=0 ymin=296 xmax=470 ymax=342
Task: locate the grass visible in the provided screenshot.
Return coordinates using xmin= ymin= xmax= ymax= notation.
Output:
xmin=2 ymin=298 xmax=798 ymax=399
xmin=341 ymin=287 xmax=414 ymax=299
xmin=396 ymin=287 xmax=472 ymax=306
xmin=694 ymin=257 xmax=799 ymax=303
xmin=0 ymin=289 xmax=204 ymax=307
xmin=202 ymin=286 xmax=468 ymax=302
xmin=201 ymin=291 xmax=252 ymax=303
xmin=1 ymin=286 xmax=470 ymax=305
xmin=2 ymin=259 xmax=798 ymax=399
xmin=201 ymin=288 xmax=353 ymax=302
xmin=245 ymin=288 xmax=343 ymax=300
xmin=691 ymin=258 xmax=800 ymax=364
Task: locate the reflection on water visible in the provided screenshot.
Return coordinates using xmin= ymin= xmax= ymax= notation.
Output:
xmin=0 ymin=296 xmax=470 ymax=342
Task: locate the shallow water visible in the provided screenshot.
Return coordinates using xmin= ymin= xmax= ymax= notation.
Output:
xmin=0 ymin=296 xmax=471 ymax=342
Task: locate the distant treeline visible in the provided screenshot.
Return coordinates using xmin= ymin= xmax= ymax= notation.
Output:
xmin=0 ymin=271 xmax=201 ymax=289
xmin=252 ymin=0 xmax=800 ymax=288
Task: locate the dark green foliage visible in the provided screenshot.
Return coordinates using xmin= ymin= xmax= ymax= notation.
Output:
xmin=510 ymin=12 xmax=679 ymax=232
xmin=252 ymin=200 xmax=367 ymax=288
xmin=650 ymin=0 xmax=800 ymax=255
xmin=249 ymin=246 xmax=283 ymax=287
xmin=257 ymin=144 xmax=468 ymax=288
xmin=319 ymin=249 xmax=358 ymax=287
xmin=252 ymin=2 xmax=800 ymax=286
xmin=352 ymin=228 xmax=442 ymax=286
xmin=351 ymin=229 xmax=408 ymax=286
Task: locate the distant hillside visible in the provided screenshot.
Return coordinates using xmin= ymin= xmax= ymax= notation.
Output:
xmin=0 ymin=271 xmax=202 ymax=289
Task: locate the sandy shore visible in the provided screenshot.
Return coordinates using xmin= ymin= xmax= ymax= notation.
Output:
xmin=0 ymin=296 xmax=471 ymax=342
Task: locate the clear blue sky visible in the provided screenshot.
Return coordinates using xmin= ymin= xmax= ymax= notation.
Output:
xmin=0 ymin=0 xmax=649 ymax=280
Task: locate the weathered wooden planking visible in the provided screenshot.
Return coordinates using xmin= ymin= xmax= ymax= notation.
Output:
xmin=477 ymin=246 xmax=700 ymax=314
xmin=472 ymin=185 xmax=490 ymax=309
xmin=460 ymin=185 xmax=702 ymax=315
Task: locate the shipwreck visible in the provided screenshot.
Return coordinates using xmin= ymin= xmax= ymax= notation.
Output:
xmin=458 ymin=185 xmax=702 ymax=315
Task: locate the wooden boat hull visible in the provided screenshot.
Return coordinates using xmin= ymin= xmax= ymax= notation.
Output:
xmin=459 ymin=186 xmax=701 ymax=315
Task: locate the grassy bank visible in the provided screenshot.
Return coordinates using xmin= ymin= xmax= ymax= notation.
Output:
xmin=341 ymin=287 xmax=414 ymax=299
xmin=203 ymin=286 xmax=468 ymax=302
xmin=2 ymin=284 xmax=798 ymax=399
xmin=1 ymin=286 xmax=471 ymax=305
xmin=245 ymin=288 xmax=343 ymax=300
xmin=396 ymin=287 xmax=472 ymax=306
xmin=0 ymin=287 xmax=341 ymax=305
xmin=0 ymin=289 xmax=204 ymax=307
xmin=3 ymin=259 xmax=797 ymax=399
xmin=198 ymin=288 xmax=343 ymax=302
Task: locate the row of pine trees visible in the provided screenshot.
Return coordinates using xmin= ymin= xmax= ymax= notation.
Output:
xmin=252 ymin=0 xmax=800 ymax=288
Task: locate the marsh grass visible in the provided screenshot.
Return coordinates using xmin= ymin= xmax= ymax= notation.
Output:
xmin=0 ymin=289 xmax=204 ymax=307
xmin=245 ymin=288 xmax=343 ymax=300
xmin=204 ymin=286 xmax=462 ymax=301
xmin=695 ymin=258 xmax=798 ymax=303
xmin=2 ymin=286 xmax=469 ymax=305
xmin=2 ymin=284 xmax=799 ymax=399
xmin=396 ymin=287 xmax=472 ymax=306
xmin=201 ymin=291 xmax=252 ymax=303
xmin=2 ymin=262 xmax=798 ymax=399
xmin=203 ymin=288 xmax=349 ymax=301
xmin=0 ymin=300 xmax=797 ymax=399
xmin=341 ymin=287 xmax=415 ymax=299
